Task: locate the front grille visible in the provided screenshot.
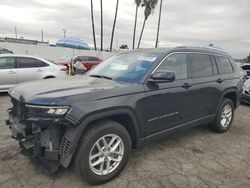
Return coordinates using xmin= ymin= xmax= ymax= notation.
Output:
xmin=59 ymin=137 xmax=71 ymax=158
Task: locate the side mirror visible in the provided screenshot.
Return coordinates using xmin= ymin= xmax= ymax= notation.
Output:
xmin=148 ymin=71 xmax=175 ymax=83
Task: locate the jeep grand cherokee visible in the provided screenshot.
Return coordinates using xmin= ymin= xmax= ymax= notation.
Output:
xmin=6 ymin=47 xmax=243 ymax=184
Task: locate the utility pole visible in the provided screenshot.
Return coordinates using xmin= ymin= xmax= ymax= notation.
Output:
xmin=63 ymin=29 xmax=67 ymax=38
xmin=100 ymin=0 xmax=103 ymax=51
xmin=41 ymin=30 xmax=44 ymax=42
xmin=155 ymin=0 xmax=163 ymax=48
xmin=15 ymin=26 xmax=17 ymax=39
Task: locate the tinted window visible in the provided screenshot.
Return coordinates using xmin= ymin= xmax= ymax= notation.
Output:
xmin=156 ymin=53 xmax=187 ymax=80
xmin=78 ymin=57 xmax=89 ymax=61
xmin=0 ymin=57 xmax=15 ymax=69
xmin=215 ymin=56 xmax=233 ymax=74
xmin=18 ymin=57 xmax=48 ymax=68
xmin=89 ymin=57 xmax=98 ymax=61
xmin=190 ymin=54 xmax=213 ymax=78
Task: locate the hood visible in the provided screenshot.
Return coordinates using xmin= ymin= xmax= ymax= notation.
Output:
xmin=9 ymin=76 xmax=126 ymax=105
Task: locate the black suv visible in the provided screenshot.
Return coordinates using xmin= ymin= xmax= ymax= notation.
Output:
xmin=6 ymin=47 xmax=243 ymax=184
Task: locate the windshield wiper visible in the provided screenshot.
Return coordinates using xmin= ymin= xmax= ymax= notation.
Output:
xmin=89 ymin=74 xmax=112 ymax=80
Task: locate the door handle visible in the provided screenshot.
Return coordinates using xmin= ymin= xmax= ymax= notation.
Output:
xmin=37 ymin=69 xmax=43 ymax=72
xmin=7 ymin=71 xmax=16 ymax=74
xmin=182 ymin=83 xmax=192 ymax=89
xmin=216 ymin=78 xmax=224 ymax=83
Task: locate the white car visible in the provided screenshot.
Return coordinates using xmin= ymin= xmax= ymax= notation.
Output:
xmin=0 ymin=54 xmax=67 ymax=92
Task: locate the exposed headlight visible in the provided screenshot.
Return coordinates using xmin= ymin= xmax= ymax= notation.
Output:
xmin=26 ymin=105 xmax=70 ymax=116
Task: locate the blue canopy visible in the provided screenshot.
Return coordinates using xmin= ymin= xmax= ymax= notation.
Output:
xmin=56 ymin=38 xmax=90 ymax=50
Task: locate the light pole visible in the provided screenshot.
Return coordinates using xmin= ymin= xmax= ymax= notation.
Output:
xmin=63 ymin=29 xmax=67 ymax=38
xmin=15 ymin=26 xmax=17 ymax=39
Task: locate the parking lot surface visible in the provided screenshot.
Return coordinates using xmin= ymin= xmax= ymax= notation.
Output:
xmin=0 ymin=93 xmax=250 ymax=188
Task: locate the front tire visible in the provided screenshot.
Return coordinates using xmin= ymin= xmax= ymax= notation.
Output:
xmin=75 ymin=120 xmax=131 ymax=185
xmin=210 ymin=98 xmax=234 ymax=133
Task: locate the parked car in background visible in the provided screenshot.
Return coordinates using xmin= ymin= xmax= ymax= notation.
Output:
xmin=0 ymin=54 xmax=67 ymax=92
xmin=241 ymin=63 xmax=250 ymax=78
xmin=241 ymin=79 xmax=250 ymax=104
xmin=6 ymin=47 xmax=242 ymax=184
xmin=236 ymin=63 xmax=248 ymax=82
xmin=73 ymin=56 xmax=102 ymax=70
xmin=54 ymin=56 xmax=102 ymax=73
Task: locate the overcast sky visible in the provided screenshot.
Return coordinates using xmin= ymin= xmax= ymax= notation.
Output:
xmin=0 ymin=0 xmax=249 ymax=58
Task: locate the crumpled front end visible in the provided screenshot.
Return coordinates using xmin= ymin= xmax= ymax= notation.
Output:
xmin=6 ymin=97 xmax=78 ymax=174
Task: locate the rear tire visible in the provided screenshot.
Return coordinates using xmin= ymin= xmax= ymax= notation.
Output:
xmin=210 ymin=98 xmax=234 ymax=133
xmin=75 ymin=120 xmax=131 ymax=185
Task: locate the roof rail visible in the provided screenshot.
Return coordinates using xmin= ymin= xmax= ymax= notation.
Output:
xmin=201 ymin=45 xmax=227 ymax=53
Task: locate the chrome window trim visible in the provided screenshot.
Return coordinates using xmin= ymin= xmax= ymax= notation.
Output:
xmin=147 ymin=51 xmax=228 ymax=81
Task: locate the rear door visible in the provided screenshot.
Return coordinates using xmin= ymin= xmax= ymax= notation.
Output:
xmin=186 ymin=53 xmax=221 ymax=119
xmin=0 ymin=57 xmax=17 ymax=91
xmin=16 ymin=57 xmax=49 ymax=83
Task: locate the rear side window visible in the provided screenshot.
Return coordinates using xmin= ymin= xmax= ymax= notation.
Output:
xmin=0 ymin=57 xmax=15 ymax=69
xmin=189 ymin=54 xmax=213 ymax=78
xmin=17 ymin=57 xmax=48 ymax=68
xmin=215 ymin=56 xmax=233 ymax=74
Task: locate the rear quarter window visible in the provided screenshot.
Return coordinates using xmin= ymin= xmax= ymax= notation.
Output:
xmin=215 ymin=56 xmax=234 ymax=74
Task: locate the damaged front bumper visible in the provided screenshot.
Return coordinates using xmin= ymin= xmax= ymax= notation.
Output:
xmin=6 ymin=100 xmax=79 ymax=174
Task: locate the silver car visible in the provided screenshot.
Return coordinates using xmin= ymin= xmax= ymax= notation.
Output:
xmin=0 ymin=54 xmax=67 ymax=92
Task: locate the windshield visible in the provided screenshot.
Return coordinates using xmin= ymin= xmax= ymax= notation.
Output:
xmin=87 ymin=51 xmax=163 ymax=83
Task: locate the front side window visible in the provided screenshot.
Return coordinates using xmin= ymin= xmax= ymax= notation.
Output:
xmin=215 ymin=56 xmax=233 ymax=74
xmin=87 ymin=51 xmax=163 ymax=83
xmin=190 ymin=54 xmax=213 ymax=78
xmin=0 ymin=57 xmax=15 ymax=69
xmin=155 ymin=53 xmax=188 ymax=80
xmin=17 ymin=57 xmax=48 ymax=68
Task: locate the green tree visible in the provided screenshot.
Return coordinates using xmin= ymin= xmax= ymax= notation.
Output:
xmin=90 ymin=0 xmax=97 ymax=50
xmin=110 ymin=0 xmax=119 ymax=52
xmin=137 ymin=0 xmax=158 ymax=49
xmin=132 ymin=0 xmax=142 ymax=49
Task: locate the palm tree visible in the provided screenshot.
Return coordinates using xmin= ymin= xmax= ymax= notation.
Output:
xmin=110 ymin=0 xmax=119 ymax=52
xmin=132 ymin=0 xmax=142 ymax=49
xmin=155 ymin=0 xmax=163 ymax=48
xmin=100 ymin=0 xmax=103 ymax=51
xmin=137 ymin=0 xmax=158 ymax=49
xmin=90 ymin=0 xmax=96 ymax=50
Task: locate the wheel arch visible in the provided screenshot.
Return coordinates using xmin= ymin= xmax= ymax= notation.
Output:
xmin=60 ymin=108 xmax=141 ymax=168
xmin=214 ymin=88 xmax=239 ymax=116
xmin=222 ymin=89 xmax=239 ymax=109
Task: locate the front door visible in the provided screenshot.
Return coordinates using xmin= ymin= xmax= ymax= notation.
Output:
xmin=144 ymin=53 xmax=192 ymax=136
xmin=0 ymin=57 xmax=17 ymax=91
